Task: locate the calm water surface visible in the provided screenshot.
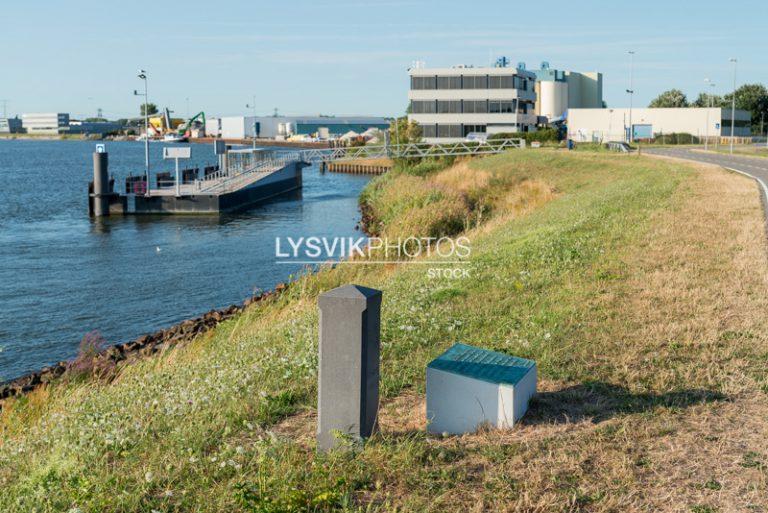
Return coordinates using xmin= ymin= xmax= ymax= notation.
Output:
xmin=0 ymin=140 xmax=371 ymax=380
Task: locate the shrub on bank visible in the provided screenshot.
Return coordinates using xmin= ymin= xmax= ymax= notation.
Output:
xmin=650 ymin=132 xmax=700 ymax=144
xmin=359 ymin=156 xmax=559 ymax=241
xmin=489 ymin=128 xmax=561 ymax=143
xmin=359 ymin=170 xmax=468 ymax=238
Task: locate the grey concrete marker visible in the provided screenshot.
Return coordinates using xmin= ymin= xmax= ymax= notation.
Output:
xmin=317 ymin=284 xmax=382 ymax=452
xmin=92 ymin=151 xmax=109 ymax=217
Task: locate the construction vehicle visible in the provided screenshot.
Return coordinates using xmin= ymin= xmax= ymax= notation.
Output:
xmin=176 ymin=112 xmax=206 ymax=139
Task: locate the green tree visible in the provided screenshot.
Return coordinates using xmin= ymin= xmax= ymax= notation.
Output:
xmin=649 ymin=89 xmax=689 ymax=108
xmin=139 ymin=103 xmax=158 ymax=116
xmin=692 ymin=92 xmax=724 ymax=108
xmin=388 ymin=116 xmax=422 ymax=145
xmin=722 ymin=83 xmax=768 ymax=132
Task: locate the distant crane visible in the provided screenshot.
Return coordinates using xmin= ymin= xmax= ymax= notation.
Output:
xmin=1 ymin=99 xmax=8 ymax=118
xmin=176 ymin=111 xmax=206 ymax=138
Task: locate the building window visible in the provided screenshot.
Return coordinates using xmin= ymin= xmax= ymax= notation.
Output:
xmin=463 ymin=100 xmax=488 ymax=113
xmin=463 ymin=125 xmax=487 ymax=136
xmin=437 ymin=100 xmax=461 ymax=114
xmin=462 ymin=75 xmax=488 ymax=89
xmin=720 ymin=118 xmax=751 ymax=128
xmin=421 ymin=124 xmax=437 ymax=138
xmin=489 ymin=101 xmax=516 ymax=113
xmin=500 ymin=76 xmax=515 ymax=88
xmin=489 ymin=75 xmax=521 ymax=89
xmin=411 ymin=76 xmax=436 ymax=90
xmin=436 ymin=76 xmax=462 ymax=89
xmin=437 ymin=124 xmax=462 ymax=138
xmin=411 ymin=100 xmax=437 ymax=114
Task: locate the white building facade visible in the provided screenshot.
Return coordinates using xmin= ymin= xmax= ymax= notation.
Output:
xmin=21 ymin=113 xmax=70 ymax=134
xmin=567 ymin=107 xmax=752 ymax=142
xmin=407 ymin=65 xmax=538 ymax=143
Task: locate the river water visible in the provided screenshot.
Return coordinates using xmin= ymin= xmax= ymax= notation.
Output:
xmin=0 ymin=140 xmax=371 ymax=381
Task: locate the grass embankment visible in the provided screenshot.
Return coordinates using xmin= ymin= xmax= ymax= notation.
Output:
xmin=702 ymin=145 xmax=768 ymax=158
xmin=3 ymin=150 xmax=768 ymax=511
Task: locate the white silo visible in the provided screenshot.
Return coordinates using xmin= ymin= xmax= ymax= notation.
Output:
xmin=539 ymin=80 xmax=569 ymax=120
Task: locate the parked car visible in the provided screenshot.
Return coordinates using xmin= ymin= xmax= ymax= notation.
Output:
xmin=465 ymin=132 xmax=488 ymax=144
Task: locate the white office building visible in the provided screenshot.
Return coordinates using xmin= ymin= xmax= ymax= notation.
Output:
xmin=407 ymin=63 xmax=538 ymax=143
xmin=567 ymin=107 xmax=752 ymax=142
xmin=21 ymin=113 xmax=70 ymax=134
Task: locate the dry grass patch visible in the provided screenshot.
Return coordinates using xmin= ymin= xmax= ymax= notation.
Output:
xmin=431 ymin=159 xmax=492 ymax=193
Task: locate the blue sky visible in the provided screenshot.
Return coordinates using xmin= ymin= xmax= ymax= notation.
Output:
xmin=2 ymin=1 xmax=765 ymax=120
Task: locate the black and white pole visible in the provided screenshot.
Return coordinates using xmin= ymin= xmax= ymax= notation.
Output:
xmin=317 ymin=284 xmax=382 ymax=452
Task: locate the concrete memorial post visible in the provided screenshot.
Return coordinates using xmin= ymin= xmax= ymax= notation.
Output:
xmin=317 ymin=284 xmax=382 ymax=452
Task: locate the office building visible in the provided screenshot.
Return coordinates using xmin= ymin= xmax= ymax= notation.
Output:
xmin=407 ymin=61 xmax=538 ymax=143
xmin=567 ymin=107 xmax=752 ymax=142
xmin=21 ymin=113 xmax=70 ymax=134
xmin=0 ymin=117 xmax=23 ymax=134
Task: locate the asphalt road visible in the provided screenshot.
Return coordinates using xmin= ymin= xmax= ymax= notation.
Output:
xmin=645 ymin=147 xmax=768 ymax=214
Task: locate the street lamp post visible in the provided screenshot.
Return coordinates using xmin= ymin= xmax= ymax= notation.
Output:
xmin=134 ymin=70 xmax=150 ymax=195
xmin=246 ymin=96 xmax=257 ymax=150
xmin=704 ymin=78 xmax=716 ymax=151
xmin=729 ymin=58 xmax=738 ymax=154
xmin=627 ymin=51 xmax=635 ymax=144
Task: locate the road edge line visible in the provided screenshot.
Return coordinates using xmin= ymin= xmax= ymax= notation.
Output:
xmin=723 ymin=166 xmax=768 ymax=203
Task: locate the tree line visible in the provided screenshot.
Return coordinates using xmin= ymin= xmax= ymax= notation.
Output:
xmin=649 ymin=85 xmax=768 ymax=132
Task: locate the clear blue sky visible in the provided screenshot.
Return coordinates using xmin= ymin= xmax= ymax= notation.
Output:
xmin=2 ymin=1 xmax=765 ymax=120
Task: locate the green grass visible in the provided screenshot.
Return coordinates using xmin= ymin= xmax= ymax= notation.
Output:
xmin=2 ymin=149 xmax=763 ymax=511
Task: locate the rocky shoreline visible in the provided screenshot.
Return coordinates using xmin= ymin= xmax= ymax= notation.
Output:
xmin=0 ymin=283 xmax=288 ymax=410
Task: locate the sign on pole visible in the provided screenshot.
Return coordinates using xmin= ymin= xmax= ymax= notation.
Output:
xmin=163 ymin=147 xmax=192 ymax=159
xmin=162 ymin=146 xmax=191 ymax=197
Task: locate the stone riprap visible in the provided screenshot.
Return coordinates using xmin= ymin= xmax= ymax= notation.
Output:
xmin=0 ymin=283 xmax=289 ymax=410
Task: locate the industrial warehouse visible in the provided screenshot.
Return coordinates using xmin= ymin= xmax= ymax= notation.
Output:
xmin=205 ymin=115 xmax=390 ymax=141
xmin=566 ymin=107 xmax=752 ymax=142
